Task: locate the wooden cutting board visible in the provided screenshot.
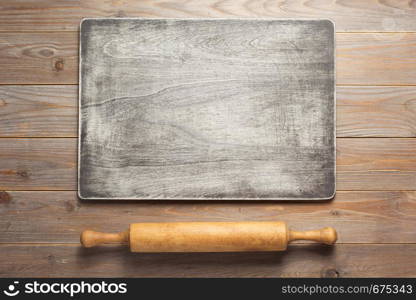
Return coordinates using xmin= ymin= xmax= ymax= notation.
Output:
xmin=78 ymin=18 xmax=335 ymax=200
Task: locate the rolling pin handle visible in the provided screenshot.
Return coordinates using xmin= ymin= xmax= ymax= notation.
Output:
xmin=80 ymin=230 xmax=129 ymax=248
xmin=288 ymin=227 xmax=337 ymax=245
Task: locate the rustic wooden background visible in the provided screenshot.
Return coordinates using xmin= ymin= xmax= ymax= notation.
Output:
xmin=0 ymin=0 xmax=415 ymax=277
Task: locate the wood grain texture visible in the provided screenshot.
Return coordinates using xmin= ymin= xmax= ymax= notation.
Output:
xmin=0 ymin=138 xmax=414 ymax=191
xmin=336 ymin=138 xmax=416 ymax=190
xmin=79 ymin=19 xmax=335 ymax=200
xmin=1 ymin=191 xmax=416 ymax=243
xmin=1 ymin=31 xmax=415 ymax=85
xmin=337 ymin=33 xmax=416 ymax=85
xmin=337 ymin=86 xmax=416 ymax=137
xmin=1 ymin=0 xmax=416 ymax=32
xmin=0 ymin=1 xmax=415 ymax=278
xmin=2 ymin=85 xmax=415 ymax=138
xmin=0 ymin=138 xmax=76 ymax=190
xmin=0 ymin=244 xmax=415 ymax=277
xmin=123 ymin=222 xmax=336 ymax=252
xmin=0 ymin=32 xmax=78 ymax=84
xmin=0 ymin=86 xmax=78 ymax=137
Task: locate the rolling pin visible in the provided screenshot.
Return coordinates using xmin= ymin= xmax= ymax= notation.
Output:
xmin=81 ymin=222 xmax=337 ymax=252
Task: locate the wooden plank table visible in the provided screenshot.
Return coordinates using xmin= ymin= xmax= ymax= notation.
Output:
xmin=0 ymin=0 xmax=415 ymax=277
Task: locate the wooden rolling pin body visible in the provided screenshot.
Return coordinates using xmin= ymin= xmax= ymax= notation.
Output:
xmin=81 ymin=221 xmax=337 ymax=252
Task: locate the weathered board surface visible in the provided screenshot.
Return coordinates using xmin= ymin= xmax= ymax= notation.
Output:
xmin=1 ymin=138 xmax=415 ymax=191
xmin=1 ymin=0 xmax=416 ymax=32
xmin=2 ymin=0 xmax=415 ymax=278
xmin=2 ymin=32 xmax=416 ymax=85
xmin=1 ymin=191 xmax=416 ymax=244
xmin=79 ymin=18 xmax=335 ymax=200
xmin=1 ymin=244 xmax=415 ymax=278
xmin=2 ymin=85 xmax=415 ymax=138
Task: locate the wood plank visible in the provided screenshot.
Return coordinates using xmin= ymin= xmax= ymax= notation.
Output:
xmin=0 ymin=138 xmax=414 ymax=191
xmin=337 ymin=86 xmax=416 ymax=137
xmin=0 ymin=86 xmax=78 ymax=137
xmin=337 ymin=33 xmax=416 ymax=85
xmin=0 ymin=138 xmax=76 ymax=190
xmin=0 ymin=32 xmax=78 ymax=84
xmin=1 ymin=32 xmax=416 ymax=85
xmin=1 ymin=191 xmax=416 ymax=243
xmin=336 ymin=138 xmax=416 ymax=190
xmin=1 ymin=0 xmax=416 ymax=32
xmin=0 ymin=244 xmax=415 ymax=277
xmin=2 ymin=85 xmax=415 ymax=138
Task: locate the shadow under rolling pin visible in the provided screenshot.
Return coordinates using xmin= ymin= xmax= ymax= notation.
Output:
xmin=81 ymin=221 xmax=337 ymax=252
